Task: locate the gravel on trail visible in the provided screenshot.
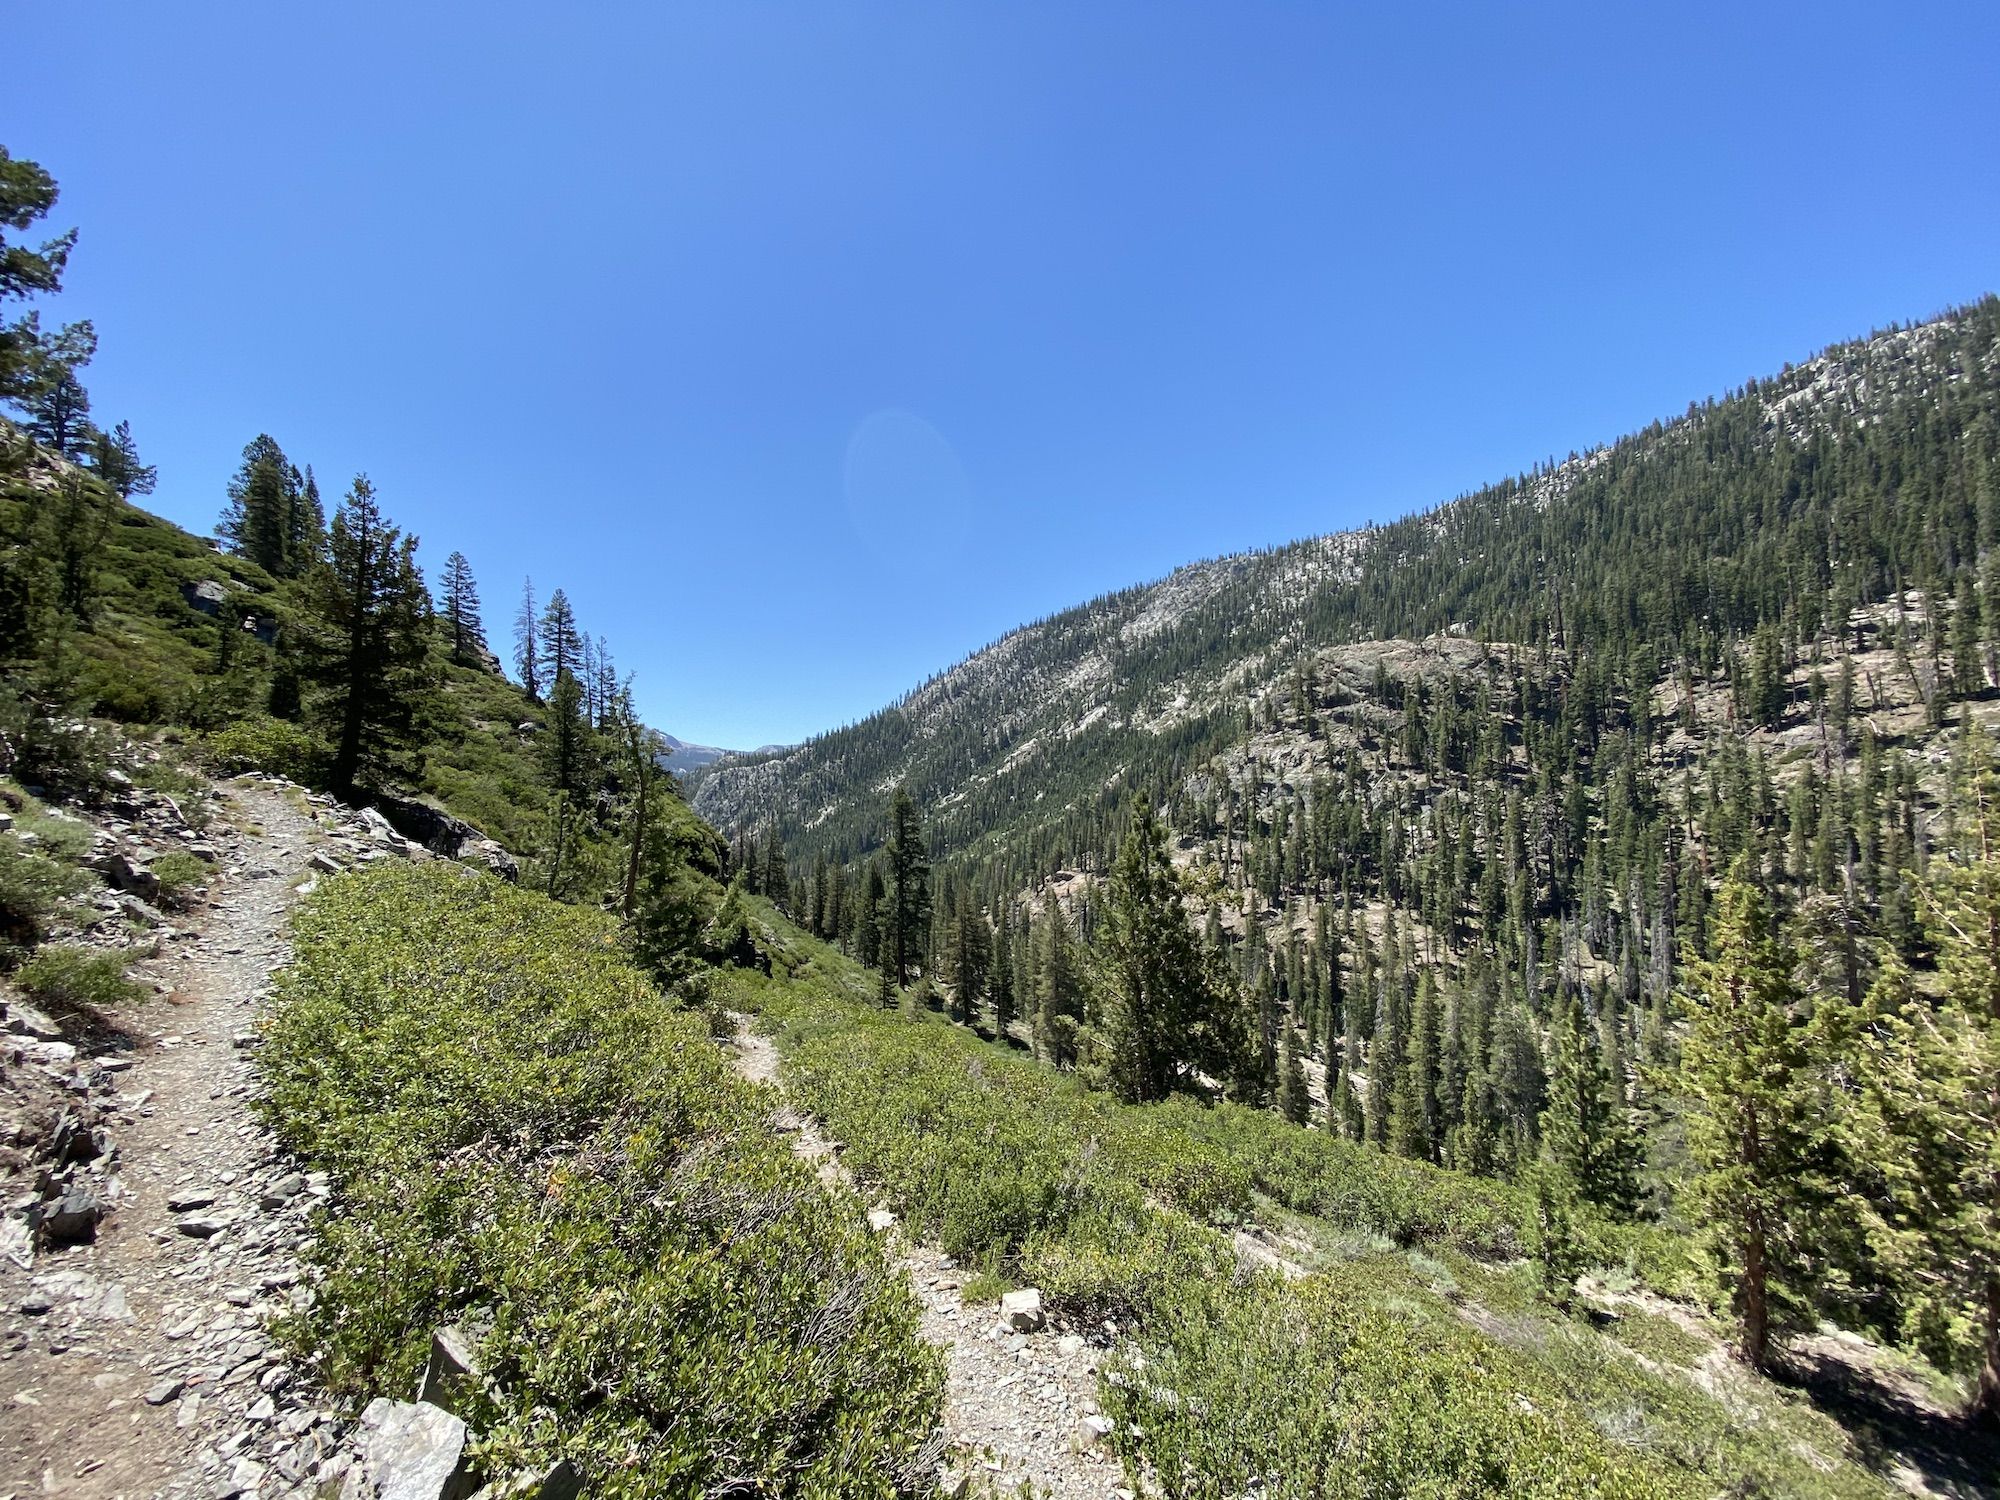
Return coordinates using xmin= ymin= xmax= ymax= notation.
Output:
xmin=1 ymin=778 xmax=372 ymax=1498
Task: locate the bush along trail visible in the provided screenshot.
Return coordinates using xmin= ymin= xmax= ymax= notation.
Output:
xmin=0 ymin=771 xmax=439 ymax=1497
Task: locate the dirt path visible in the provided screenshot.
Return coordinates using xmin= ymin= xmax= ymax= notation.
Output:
xmin=0 ymin=778 xmax=342 ymax=1499
xmin=727 ymin=1019 xmax=1131 ymax=1500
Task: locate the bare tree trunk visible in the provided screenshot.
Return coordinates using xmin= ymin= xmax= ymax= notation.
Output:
xmin=1742 ymin=1213 xmax=1770 ymax=1370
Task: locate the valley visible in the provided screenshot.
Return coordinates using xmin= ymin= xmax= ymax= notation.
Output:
xmin=3 ymin=134 xmax=2000 ymax=1499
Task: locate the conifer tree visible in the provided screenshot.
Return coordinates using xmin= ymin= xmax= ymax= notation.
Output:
xmin=0 ymin=147 xmax=79 ymax=402
xmin=541 ymin=669 xmax=588 ymax=794
xmin=991 ymin=914 xmax=1016 ymax=1041
xmin=884 ymin=788 xmax=930 ymax=988
xmin=1682 ymin=861 xmax=1813 ymax=1369
xmin=945 ymin=887 xmax=990 ymax=1025
xmin=513 ymin=578 xmax=540 ymax=700
xmin=25 ymin=362 xmax=92 ymax=457
xmin=761 ymin=823 xmax=787 ymax=908
xmin=294 ymin=475 xmax=433 ymax=793
xmin=289 ymin=465 xmax=326 ymax=571
xmin=440 ymin=551 xmax=486 ymax=664
xmin=38 ymin=469 xmax=114 ymax=622
xmin=1848 ymin=750 xmax=2000 ymax=1421
xmin=1276 ymin=1022 xmax=1310 ymax=1125
xmin=853 ymin=863 xmax=885 ymax=973
xmin=1036 ymin=903 xmax=1083 ymax=1067
xmin=85 ymin=419 xmax=155 ymax=500
xmin=1542 ymin=989 xmax=1643 ymax=1215
xmin=538 ymin=588 xmax=584 ymax=695
xmin=1091 ymin=797 xmax=1244 ymax=1104
xmin=219 ymin=435 xmax=300 ymax=576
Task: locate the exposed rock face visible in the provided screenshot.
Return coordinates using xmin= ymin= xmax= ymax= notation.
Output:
xmin=181 ymin=579 xmax=234 ymax=616
xmin=368 ymin=795 xmax=520 ymax=883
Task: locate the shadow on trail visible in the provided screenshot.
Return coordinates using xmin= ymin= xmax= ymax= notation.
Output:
xmin=1779 ymin=1345 xmax=1999 ymax=1500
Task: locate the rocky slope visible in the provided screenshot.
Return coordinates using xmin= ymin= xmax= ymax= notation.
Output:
xmin=687 ymin=302 xmax=2000 ymax=872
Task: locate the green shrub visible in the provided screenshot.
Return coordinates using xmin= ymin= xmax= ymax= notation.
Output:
xmin=1155 ymin=1097 xmax=1529 ymax=1255
xmin=17 ymin=943 xmax=146 ymax=1013
xmin=262 ymin=864 xmax=943 ymax=1496
xmin=1105 ymin=1270 xmax=1689 ymax=1499
xmin=200 ymin=715 xmax=326 ymax=782
xmin=148 ymin=849 xmax=208 ymax=908
xmin=0 ymin=836 xmax=88 ymax=961
xmin=0 ymin=689 xmax=117 ymax=801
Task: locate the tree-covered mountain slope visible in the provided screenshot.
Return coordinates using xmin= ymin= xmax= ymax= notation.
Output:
xmin=689 ymin=299 xmax=2000 ymax=878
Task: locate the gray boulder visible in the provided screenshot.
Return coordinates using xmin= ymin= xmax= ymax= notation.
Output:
xmin=106 ymin=850 xmax=161 ymax=901
xmin=4 ymin=1001 xmax=63 ymax=1042
xmin=347 ymin=1398 xmax=477 ymax=1500
xmin=369 ymin=794 xmax=519 ymax=883
xmin=181 ymin=578 xmax=232 ymax=616
xmin=416 ymin=1323 xmax=484 ymax=1415
xmin=1000 ymin=1286 xmax=1045 ymax=1332
xmin=37 ymin=1180 xmax=103 ymax=1245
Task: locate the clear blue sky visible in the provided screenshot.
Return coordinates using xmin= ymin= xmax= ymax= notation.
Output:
xmin=9 ymin=3 xmax=1998 ymax=748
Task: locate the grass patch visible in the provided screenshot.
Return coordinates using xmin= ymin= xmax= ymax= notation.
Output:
xmin=17 ymin=943 xmax=146 ymax=1013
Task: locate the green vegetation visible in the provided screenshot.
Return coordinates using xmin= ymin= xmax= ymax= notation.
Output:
xmin=0 ymin=812 xmax=87 ymax=959
xmin=146 ymin=847 xmax=207 ymax=907
xmin=17 ymin=941 xmax=146 ymax=1013
xmin=261 ymin=863 xmax=943 ymax=1496
xmin=706 ymin=300 xmax=2000 ymax=1423
xmin=721 ymin=907 xmax=1913 ymax=1498
xmin=5 ymin=135 xmax=1994 ymax=1486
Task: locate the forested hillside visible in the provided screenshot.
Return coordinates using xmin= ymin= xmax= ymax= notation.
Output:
xmin=696 ymin=298 xmax=2000 ymax=1425
xmin=694 ymin=302 xmax=2000 ymax=876
xmin=9 ymin=131 xmax=2000 ymax=1495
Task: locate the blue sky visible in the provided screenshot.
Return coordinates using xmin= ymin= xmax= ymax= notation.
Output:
xmin=9 ymin=3 xmax=1998 ymax=748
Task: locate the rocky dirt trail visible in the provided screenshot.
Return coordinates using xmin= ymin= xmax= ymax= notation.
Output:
xmin=727 ymin=1020 xmax=1132 ymax=1500
xmin=1 ymin=776 xmax=361 ymax=1499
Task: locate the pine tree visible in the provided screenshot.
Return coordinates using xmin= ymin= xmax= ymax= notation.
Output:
xmin=1541 ymin=989 xmax=1643 ymax=1215
xmin=1682 ymin=861 xmax=1813 ymax=1369
xmin=440 ymin=551 xmax=486 ymax=664
xmin=538 ymin=588 xmax=584 ymax=695
xmin=853 ymin=863 xmax=885 ymax=974
xmin=541 ymin=668 xmax=589 ymax=794
xmin=991 ymin=913 xmax=1016 ymax=1041
xmin=84 ymin=419 xmax=155 ymax=500
xmin=25 ymin=361 xmax=93 ymax=457
xmin=513 ymin=578 xmax=540 ymax=700
xmin=0 ymin=147 xmax=79 ymax=403
xmin=761 ymin=823 xmax=787 ymax=908
xmin=38 ymin=469 xmax=114 ymax=622
xmin=1091 ymin=796 xmax=1245 ymax=1104
xmin=945 ymin=887 xmax=990 ymax=1025
xmin=1526 ymin=1157 xmax=1586 ymax=1306
xmin=1036 ymin=903 xmax=1083 ymax=1067
xmin=289 ymin=465 xmax=326 ymax=572
xmin=219 ymin=435 xmax=300 ymax=576
xmin=594 ymin=634 xmax=616 ymax=730
xmin=1276 ymin=1022 xmax=1310 ymax=1125
xmin=885 ymin=788 xmax=930 ymax=988
xmin=294 ymin=476 xmax=434 ymax=793
xmin=1849 ymin=750 xmax=2000 ymax=1421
